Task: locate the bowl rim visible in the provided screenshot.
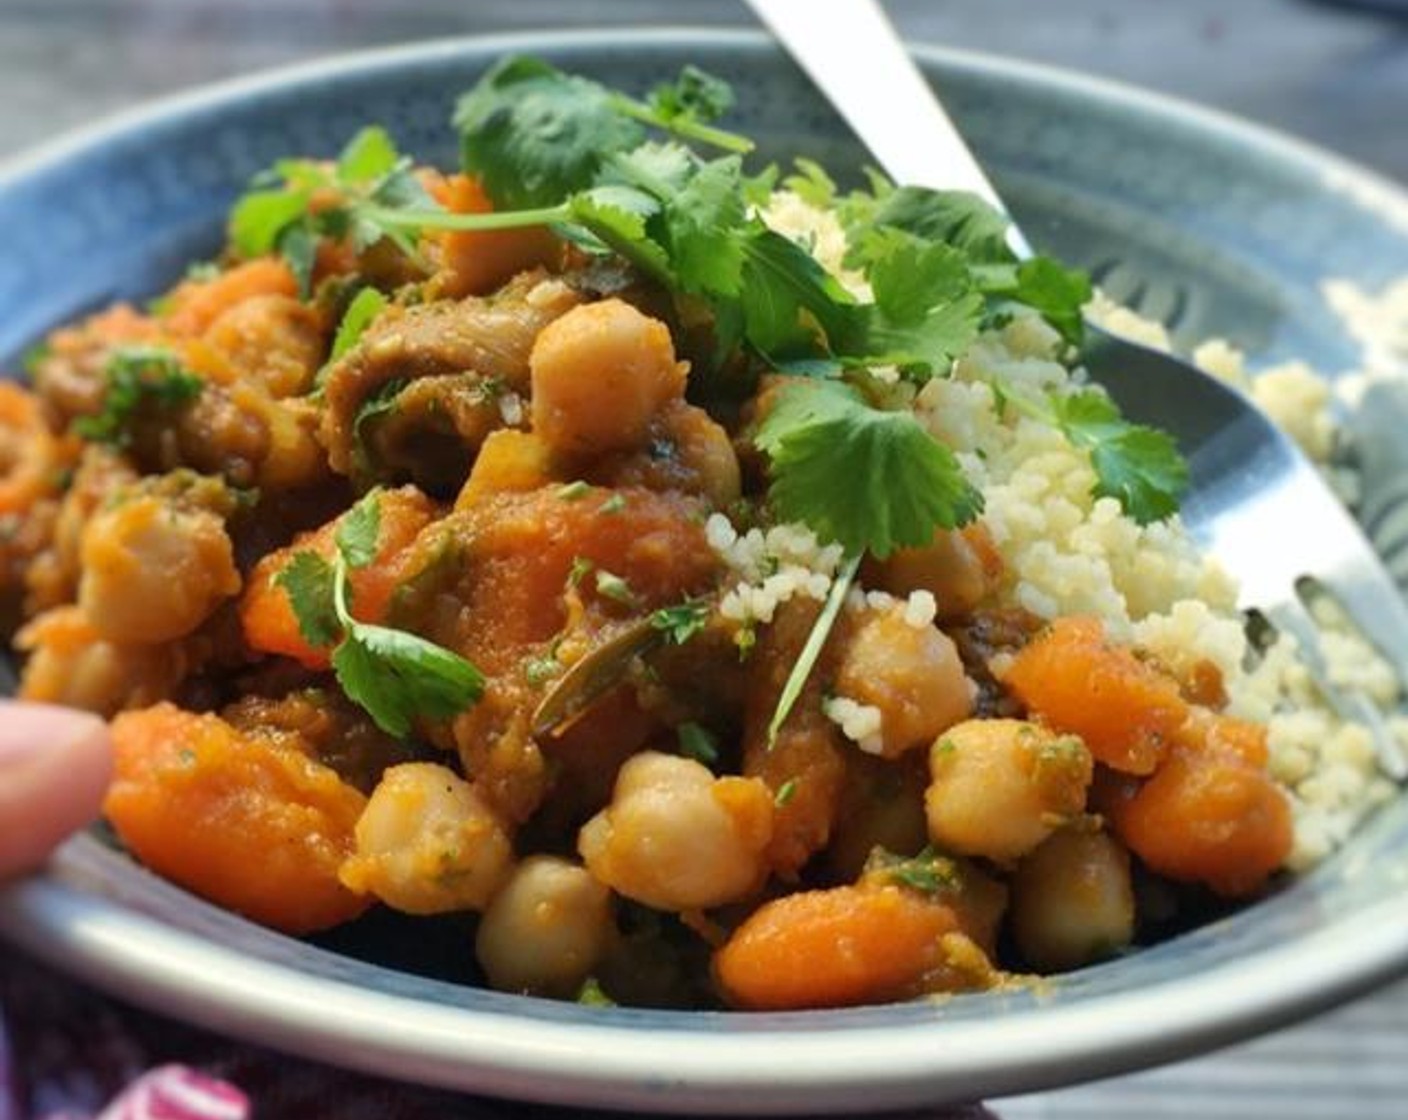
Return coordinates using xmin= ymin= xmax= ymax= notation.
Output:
xmin=2 ymin=26 xmax=1408 ymax=1115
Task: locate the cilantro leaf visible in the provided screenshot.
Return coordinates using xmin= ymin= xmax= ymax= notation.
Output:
xmin=564 ymin=186 xmax=670 ymax=282
xmin=1049 ymin=389 xmax=1188 ymax=524
xmin=227 ymin=125 xmax=437 ymax=295
xmin=313 ymin=523 xmax=485 ymax=739
xmin=1011 ymin=257 xmax=1092 ymax=345
xmin=646 ymin=64 xmax=734 ymax=127
xmin=855 ymin=186 xmax=1013 ymax=264
xmin=336 ymin=491 xmax=383 ymax=570
xmin=337 ymin=125 xmax=400 ymax=185
xmin=676 ymin=721 xmax=720 ymax=766
xmin=453 ymin=57 xmax=750 ymax=210
xmin=333 ymin=621 xmax=485 ymax=739
xmin=755 ymin=380 xmax=982 ymax=557
xmin=650 ymin=599 xmax=710 ymax=645
xmin=329 ymin=288 xmax=388 ymax=365
xmin=781 ymin=158 xmax=837 ymax=208
xmin=73 ymin=346 xmax=203 ymax=447
xmin=454 ymin=56 xmax=647 ymax=209
xmin=229 ymin=189 xmax=313 ymax=259
xmin=861 ymin=230 xmax=984 ymax=373
xmin=738 ymin=227 xmax=861 ymax=362
xmin=274 ymin=551 xmax=340 ymax=648
xmin=870 ymin=846 xmax=960 ymax=895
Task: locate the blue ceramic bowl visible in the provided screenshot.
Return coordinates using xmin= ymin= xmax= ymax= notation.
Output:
xmin=2 ymin=30 xmax=1408 ymax=1115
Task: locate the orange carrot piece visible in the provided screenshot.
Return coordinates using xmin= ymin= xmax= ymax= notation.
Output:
xmin=162 ymin=259 xmax=299 ymax=338
xmin=0 ymin=383 xmax=57 ymax=515
xmin=105 ymin=703 xmax=369 ymax=933
xmin=239 ymin=486 xmax=435 ymax=668
xmin=431 ymin=175 xmax=561 ymax=298
xmin=1003 ymin=616 xmax=1188 ymax=775
xmin=1109 ymin=743 xmax=1292 ymax=898
xmin=714 ymin=884 xmax=958 ymax=1010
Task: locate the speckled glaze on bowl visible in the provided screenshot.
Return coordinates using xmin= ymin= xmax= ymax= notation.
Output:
xmin=2 ymin=29 xmax=1408 ymax=1116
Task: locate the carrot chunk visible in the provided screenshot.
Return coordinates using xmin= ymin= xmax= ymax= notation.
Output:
xmin=162 ymin=259 xmax=299 ymax=338
xmin=430 ymin=175 xmax=561 ymax=298
xmin=714 ymin=884 xmax=959 ymax=1010
xmin=1003 ymin=616 xmax=1188 ymax=775
xmin=105 ymin=703 xmax=369 ymax=933
xmin=239 ymin=486 xmax=435 ymax=667
xmin=1109 ymin=735 xmax=1291 ymax=898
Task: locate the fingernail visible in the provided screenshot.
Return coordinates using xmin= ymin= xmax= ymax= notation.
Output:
xmin=0 ymin=701 xmax=107 ymax=766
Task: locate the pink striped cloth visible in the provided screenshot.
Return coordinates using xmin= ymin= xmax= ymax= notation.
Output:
xmin=0 ymin=952 xmax=997 ymax=1120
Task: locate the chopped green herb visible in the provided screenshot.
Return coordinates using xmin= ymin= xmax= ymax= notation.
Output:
xmin=278 ymin=488 xmax=484 ymax=738
xmin=556 ymin=480 xmax=591 ymax=501
xmin=650 ymin=598 xmax=710 ymax=645
xmin=765 ymin=553 xmax=861 ymax=749
xmin=335 ymin=490 xmax=382 ymax=570
xmin=599 ymin=493 xmax=628 ymax=514
xmin=677 ymin=721 xmax=720 ymax=766
xmin=328 ymin=288 xmax=389 ymax=366
xmin=576 ymin=976 xmax=616 ymax=1007
xmin=524 ymin=656 xmax=563 ymax=686
xmin=645 ymin=64 xmax=735 ymax=131
xmin=228 ymin=125 xmax=439 ymax=296
xmin=595 ymin=569 xmax=638 ymax=607
xmin=995 ymin=384 xmax=1187 ymax=526
xmin=774 ymin=777 xmax=799 ymax=807
xmin=567 ymin=555 xmax=595 ymax=590
xmin=452 ymin=56 xmax=750 ymax=210
xmin=781 ymin=158 xmax=837 ymax=207
xmin=350 ymin=378 xmax=406 ymax=480
xmin=274 ymin=551 xmax=340 ymax=648
xmin=72 ymin=346 xmax=203 ymax=447
xmin=20 ymin=341 xmax=51 ymax=378
xmin=1051 ymin=390 xmax=1188 ymax=524
xmin=882 ymin=847 xmax=959 ymax=894
xmin=755 ymin=379 xmax=983 ymax=558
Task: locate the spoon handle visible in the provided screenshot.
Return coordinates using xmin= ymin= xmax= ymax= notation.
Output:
xmin=744 ymin=0 xmax=1031 ymax=256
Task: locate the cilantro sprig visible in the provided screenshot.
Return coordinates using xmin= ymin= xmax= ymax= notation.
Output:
xmin=452 ymin=57 xmax=751 ymax=209
xmin=223 ymin=57 xmax=1189 ymax=561
xmin=755 ymin=380 xmax=983 ymax=558
xmin=229 ymin=126 xmax=439 ymax=295
xmin=999 ymin=383 xmax=1188 ymax=525
xmin=275 ymin=491 xmax=484 ymax=737
xmin=73 ymin=346 xmax=203 ymax=447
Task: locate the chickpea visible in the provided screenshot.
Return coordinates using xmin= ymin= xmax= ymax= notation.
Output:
xmin=834 ymin=604 xmax=974 ymax=758
xmin=78 ymin=494 xmax=240 ymax=645
xmin=925 ymin=718 xmax=1092 ymax=864
xmin=530 ymin=299 xmax=686 ymax=457
xmin=579 ymin=751 xmax=773 ymax=911
xmin=203 ymin=294 xmax=326 ymax=399
xmin=866 ymin=523 xmax=1002 ymax=620
xmin=16 ymin=605 xmax=187 ymax=715
xmin=340 ymin=762 xmax=514 ymax=915
xmin=475 ymin=856 xmax=615 ymax=997
xmin=1010 ymin=824 xmax=1135 ymax=972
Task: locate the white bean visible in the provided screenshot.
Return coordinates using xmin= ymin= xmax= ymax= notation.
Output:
xmin=475 ymin=856 xmax=615 ymax=997
xmin=578 ymin=751 xmax=773 ymax=911
xmin=925 ymin=718 xmax=1092 ymax=863
xmin=1010 ymin=824 xmax=1135 ymax=971
xmin=340 ymin=762 xmax=513 ymax=915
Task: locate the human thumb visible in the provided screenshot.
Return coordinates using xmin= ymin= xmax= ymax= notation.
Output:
xmin=0 ymin=701 xmax=112 ymax=880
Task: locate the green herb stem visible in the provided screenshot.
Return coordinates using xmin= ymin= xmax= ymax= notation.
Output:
xmin=765 ymin=553 xmax=861 ymax=750
xmin=359 ymin=202 xmax=571 ymax=233
xmin=611 ymin=96 xmax=755 ymax=153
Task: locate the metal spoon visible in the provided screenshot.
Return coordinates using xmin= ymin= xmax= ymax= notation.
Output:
xmin=746 ymin=0 xmax=1408 ymax=778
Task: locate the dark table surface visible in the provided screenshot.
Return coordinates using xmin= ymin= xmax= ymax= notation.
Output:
xmin=3 ymin=2 xmax=1407 ymax=1117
